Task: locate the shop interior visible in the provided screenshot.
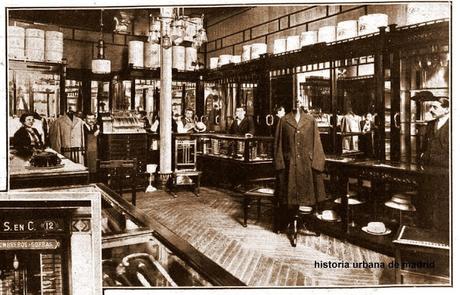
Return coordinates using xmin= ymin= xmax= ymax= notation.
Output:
xmin=7 ymin=3 xmax=451 ymax=288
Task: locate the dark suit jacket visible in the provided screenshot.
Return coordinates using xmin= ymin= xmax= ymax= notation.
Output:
xmin=13 ymin=126 xmax=43 ymax=151
xmin=421 ymin=118 xmax=449 ymax=167
xmin=228 ymin=116 xmax=255 ymax=135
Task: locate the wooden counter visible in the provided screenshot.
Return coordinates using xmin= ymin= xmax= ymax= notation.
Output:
xmin=9 ymin=148 xmax=89 ymax=189
xmin=321 ymin=155 xmax=449 ymax=256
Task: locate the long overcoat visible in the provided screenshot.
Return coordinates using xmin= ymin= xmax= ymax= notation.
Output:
xmin=49 ymin=114 xmax=85 ymax=161
xmin=274 ymin=112 xmax=327 ymax=206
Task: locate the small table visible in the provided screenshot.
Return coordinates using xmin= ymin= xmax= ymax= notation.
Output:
xmin=171 ymin=170 xmax=202 ymax=197
xmin=393 ymin=225 xmax=450 ymax=284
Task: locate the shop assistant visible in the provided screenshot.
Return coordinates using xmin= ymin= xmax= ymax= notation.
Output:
xmin=12 ymin=112 xmax=44 ymax=155
xmin=228 ymin=107 xmax=255 ymax=136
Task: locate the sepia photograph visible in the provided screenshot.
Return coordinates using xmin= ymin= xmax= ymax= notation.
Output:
xmin=1 ymin=0 xmax=453 ymax=293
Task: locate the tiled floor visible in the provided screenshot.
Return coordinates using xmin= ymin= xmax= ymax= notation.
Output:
xmin=136 ymin=187 xmax=395 ymax=286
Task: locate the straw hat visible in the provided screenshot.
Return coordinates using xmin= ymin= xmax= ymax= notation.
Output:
xmin=362 ymin=221 xmax=391 ymax=235
xmin=334 ymin=191 xmax=364 ymax=205
xmin=316 ymin=209 xmax=341 ymax=222
xmin=384 ymin=193 xmax=416 ymax=212
xmin=194 ymin=121 xmax=207 ymax=132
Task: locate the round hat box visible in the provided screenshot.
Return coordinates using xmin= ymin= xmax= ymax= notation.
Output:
xmin=318 ymin=26 xmax=336 ymax=43
xmin=250 ymin=43 xmax=267 ymax=59
xmin=358 ymin=14 xmax=388 ymax=36
xmin=242 ymin=45 xmax=252 ymax=61
xmin=273 ymin=38 xmax=286 ymax=54
xmin=128 ymin=41 xmax=144 ymax=68
xmin=185 ymin=47 xmax=198 ymax=71
xmin=8 ymin=26 xmax=25 ymax=59
xmin=300 ymin=31 xmax=318 ymax=47
xmin=286 ymin=35 xmax=301 ymax=51
xmin=45 ymin=31 xmax=63 ymax=62
xmin=336 ymin=20 xmax=357 ymax=41
xmin=219 ymin=54 xmax=233 ymax=67
xmin=144 ymin=42 xmax=160 ymax=69
xmin=172 ymin=45 xmax=186 ymax=71
xmin=209 ymin=57 xmax=219 ymax=69
xmin=25 ymin=28 xmax=45 ymax=61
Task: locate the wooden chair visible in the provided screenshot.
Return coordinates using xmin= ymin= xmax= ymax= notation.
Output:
xmin=97 ymin=159 xmax=138 ymax=206
xmin=242 ymin=177 xmax=279 ymax=232
xmin=61 ymin=146 xmax=86 ymax=164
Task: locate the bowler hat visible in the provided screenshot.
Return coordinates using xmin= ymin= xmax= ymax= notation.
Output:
xmin=411 ymin=91 xmax=449 ymax=103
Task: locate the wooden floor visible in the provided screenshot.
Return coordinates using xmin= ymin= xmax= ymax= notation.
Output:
xmin=135 ymin=187 xmax=396 ymax=286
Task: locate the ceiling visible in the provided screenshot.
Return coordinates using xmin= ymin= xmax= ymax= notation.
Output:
xmin=8 ymin=7 xmax=251 ymax=33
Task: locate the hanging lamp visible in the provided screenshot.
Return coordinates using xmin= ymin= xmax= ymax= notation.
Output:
xmin=92 ymin=9 xmax=111 ymax=74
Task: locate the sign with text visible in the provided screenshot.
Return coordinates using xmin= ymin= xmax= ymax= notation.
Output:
xmin=0 ymin=239 xmax=61 ymax=250
xmin=0 ymin=218 xmax=64 ymax=233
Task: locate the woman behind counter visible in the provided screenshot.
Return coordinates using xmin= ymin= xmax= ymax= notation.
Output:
xmin=12 ymin=112 xmax=44 ymax=155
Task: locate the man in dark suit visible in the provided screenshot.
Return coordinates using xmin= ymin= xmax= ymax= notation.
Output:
xmin=228 ymin=107 xmax=255 ymax=136
xmin=421 ymin=96 xmax=449 ymax=167
xmin=413 ymin=92 xmax=449 ymax=230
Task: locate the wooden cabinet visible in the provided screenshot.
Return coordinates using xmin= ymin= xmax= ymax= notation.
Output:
xmin=100 ymin=133 xmax=148 ymax=173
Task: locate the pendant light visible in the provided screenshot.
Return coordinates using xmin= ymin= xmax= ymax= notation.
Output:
xmin=92 ymin=9 xmax=111 ymax=74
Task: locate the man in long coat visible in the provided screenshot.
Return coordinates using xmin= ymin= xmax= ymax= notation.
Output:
xmin=274 ymin=99 xmax=327 ymax=209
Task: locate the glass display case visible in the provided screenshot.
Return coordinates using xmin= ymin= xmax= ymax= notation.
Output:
xmin=399 ymin=45 xmax=449 ymax=164
xmin=172 ymin=81 xmax=196 ymax=117
xmin=65 ymin=79 xmax=82 ymax=113
xmin=300 ymin=77 xmax=331 ymax=115
xmin=98 ymin=185 xmax=221 ymax=287
xmin=9 ymin=60 xmax=62 ymax=118
xmin=100 ymin=111 xmax=147 ymax=134
xmin=129 ymin=79 xmax=159 ymax=113
xmin=91 ymin=80 xmax=110 ymax=115
xmin=193 ymin=133 xmax=273 ymax=163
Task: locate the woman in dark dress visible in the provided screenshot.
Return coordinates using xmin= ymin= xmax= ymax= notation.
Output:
xmin=12 ymin=112 xmax=44 ymax=156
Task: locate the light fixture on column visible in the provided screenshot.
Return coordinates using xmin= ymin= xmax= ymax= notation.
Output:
xmin=148 ymin=8 xmax=207 ymax=49
xmin=92 ymin=9 xmax=111 ymax=74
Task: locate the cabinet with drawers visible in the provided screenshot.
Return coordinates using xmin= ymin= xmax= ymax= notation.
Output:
xmin=100 ymin=133 xmax=148 ymax=173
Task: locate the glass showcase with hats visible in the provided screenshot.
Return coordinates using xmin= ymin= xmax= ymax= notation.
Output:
xmin=6 ymin=3 xmax=451 ymax=288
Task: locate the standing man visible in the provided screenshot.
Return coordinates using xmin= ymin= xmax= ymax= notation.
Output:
xmin=228 ymin=107 xmax=255 ymax=136
xmin=419 ymin=93 xmax=449 ymax=167
xmin=274 ymin=99 xmax=327 ymax=228
xmin=413 ymin=91 xmax=449 ymax=230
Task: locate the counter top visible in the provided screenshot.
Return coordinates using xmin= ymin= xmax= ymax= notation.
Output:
xmin=9 ymin=148 xmax=89 ymax=189
xmin=9 ymin=148 xmax=88 ymax=178
xmin=325 ymin=155 xmax=448 ymax=177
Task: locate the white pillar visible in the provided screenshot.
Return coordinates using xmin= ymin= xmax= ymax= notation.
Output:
xmin=159 ymin=7 xmax=173 ymax=188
